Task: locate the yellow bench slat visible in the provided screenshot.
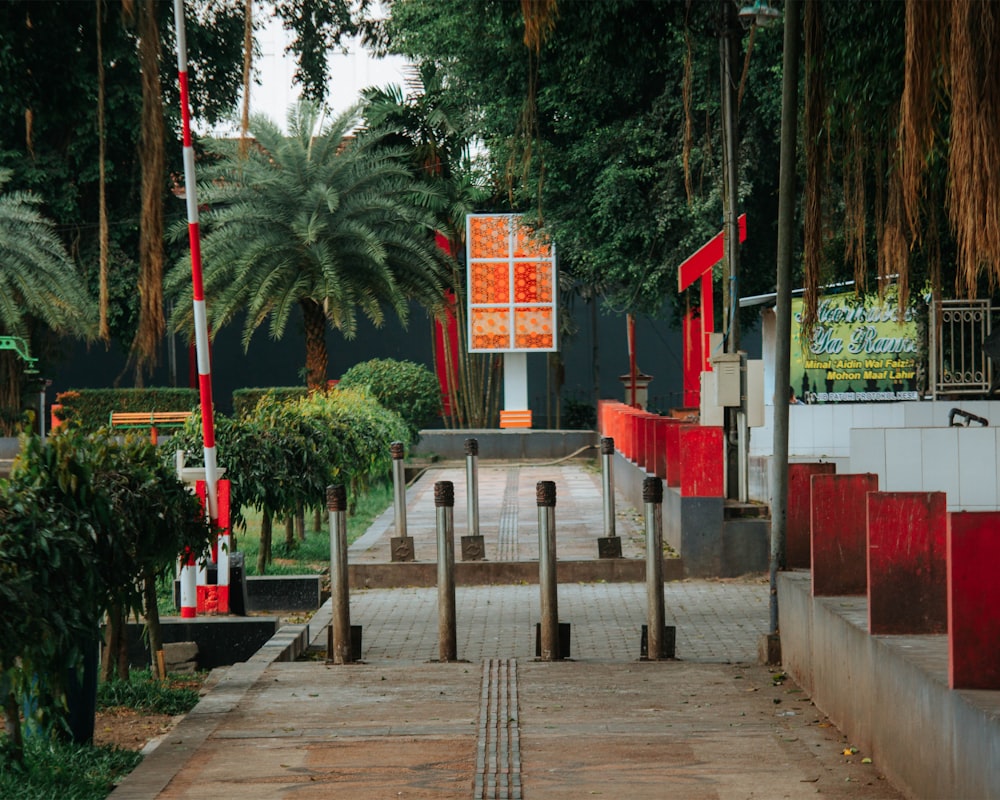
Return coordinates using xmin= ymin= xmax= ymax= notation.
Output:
xmin=109 ymin=411 xmax=193 ymax=428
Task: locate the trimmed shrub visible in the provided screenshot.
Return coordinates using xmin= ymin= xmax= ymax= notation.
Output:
xmin=53 ymin=388 xmax=198 ymax=433
xmin=338 ymin=358 xmax=441 ymax=443
xmin=563 ymin=398 xmax=597 ymax=430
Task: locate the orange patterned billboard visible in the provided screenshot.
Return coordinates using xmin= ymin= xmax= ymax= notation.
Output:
xmin=466 ymin=214 xmax=557 ymax=352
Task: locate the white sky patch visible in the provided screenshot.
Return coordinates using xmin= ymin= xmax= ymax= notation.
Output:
xmin=202 ymin=14 xmax=410 ymax=136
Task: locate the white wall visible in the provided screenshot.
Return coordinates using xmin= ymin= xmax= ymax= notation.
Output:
xmin=749 ymin=379 xmax=1000 ymax=511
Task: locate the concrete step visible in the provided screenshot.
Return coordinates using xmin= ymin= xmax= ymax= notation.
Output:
xmin=348 ymin=557 xmax=684 ymax=589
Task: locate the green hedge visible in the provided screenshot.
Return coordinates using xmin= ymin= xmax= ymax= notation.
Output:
xmin=232 ymin=387 xmax=308 ymax=418
xmin=53 ymin=388 xmax=199 ymax=433
xmin=338 ymin=358 xmax=441 ymax=443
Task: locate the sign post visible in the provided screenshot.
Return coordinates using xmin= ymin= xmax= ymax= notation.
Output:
xmin=466 ymin=214 xmax=557 ymax=428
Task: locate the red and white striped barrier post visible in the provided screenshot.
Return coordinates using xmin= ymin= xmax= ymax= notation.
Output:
xmin=173 ymin=0 xmax=225 ymax=612
xmin=179 ymin=547 xmax=197 ymax=618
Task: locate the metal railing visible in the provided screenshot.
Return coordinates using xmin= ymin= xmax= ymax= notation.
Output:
xmin=930 ymin=299 xmax=993 ymax=398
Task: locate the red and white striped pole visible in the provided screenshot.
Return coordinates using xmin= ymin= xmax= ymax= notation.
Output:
xmin=173 ymin=0 xmax=227 ymax=613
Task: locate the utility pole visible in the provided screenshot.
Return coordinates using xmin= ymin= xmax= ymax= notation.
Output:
xmin=766 ymin=0 xmax=800 ymax=661
xmin=720 ymin=0 xmax=742 ymax=499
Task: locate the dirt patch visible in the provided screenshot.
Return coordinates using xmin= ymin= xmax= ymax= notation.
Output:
xmin=94 ymin=708 xmax=180 ymax=751
xmin=94 ymin=673 xmax=210 ymax=751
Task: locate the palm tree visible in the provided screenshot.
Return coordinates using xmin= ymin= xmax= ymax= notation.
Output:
xmin=0 ymin=170 xmax=94 ymax=432
xmin=168 ymin=102 xmax=452 ymax=391
xmin=361 ymin=65 xmax=501 ymax=427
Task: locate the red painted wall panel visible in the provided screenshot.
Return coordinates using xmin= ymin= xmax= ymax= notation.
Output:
xmin=643 ymin=414 xmax=657 ymax=474
xmin=679 ymin=426 xmax=724 ymax=497
xmin=947 ymin=511 xmax=1000 ymax=689
xmin=811 ymin=473 xmax=877 ymax=596
xmin=663 ymin=423 xmax=684 ymax=487
xmin=653 ymin=418 xmax=678 ymax=480
xmin=867 ymin=491 xmax=947 ymax=635
xmin=788 ymin=462 xmax=837 ymax=568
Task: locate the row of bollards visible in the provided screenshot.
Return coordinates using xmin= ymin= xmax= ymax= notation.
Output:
xmin=326 ymin=438 xmax=675 ymax=664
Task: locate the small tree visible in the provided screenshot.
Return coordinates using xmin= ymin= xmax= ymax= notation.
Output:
xmin=172 ymin=388 xmax=408 ymax=574
xmin=0 ymin=428 xmax=212 ymax=763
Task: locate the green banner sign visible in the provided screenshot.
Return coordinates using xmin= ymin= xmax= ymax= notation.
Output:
xmin=790 ymin=295 xmax=920 ymax=403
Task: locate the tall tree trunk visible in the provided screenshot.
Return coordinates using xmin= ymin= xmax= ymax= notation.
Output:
xmin=96 ymin=0 xmax=110 ymax=342
xmin=296 ymin=502 xmax=306 ymax=542
xmin=284 ymin=516 xmax=294 ymax=549
xmin=240 ymin=0 xmax=253 ymax=156
xmin=116 ymin=619 xmax=129 ymax=680
xmin=143 ymin=565 xmax=163 ymax=679
xmin=590 ymin=296 xmax=600 ymax=408
xmin=300 ymin=298 xmax=328 ymax=391
xmin=257 ymin=509 xmax=273 ymax=574
xmin=101 ymin=604 xmax=125 ymax=682
xmin=313 ymin=506 xmax=322 ymax=534
xmin=133 ymin=0 xmax=166 ymax=375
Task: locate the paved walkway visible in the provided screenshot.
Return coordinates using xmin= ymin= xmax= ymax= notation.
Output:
xmin=349 ymin=462 xmax=648 ymax=564
xmin=112 ymin=462 xmax=903 ymax=799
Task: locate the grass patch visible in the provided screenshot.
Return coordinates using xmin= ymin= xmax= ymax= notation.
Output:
xmin=0 ymin=736 xmax=142 ymax=800
xmin=97 ymin=670 xmax=201 ymax=717
xmin=235 ymin=481 xmax=393 ymax=576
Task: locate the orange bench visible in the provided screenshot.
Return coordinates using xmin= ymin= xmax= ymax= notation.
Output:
xmin=109 ymin=411 xmax=193 ymax=444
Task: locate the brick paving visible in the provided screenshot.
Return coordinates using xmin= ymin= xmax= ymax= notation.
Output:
xmin=348 ymin=462 xmax=648 ymax=564
xmin=331 ymin=580 xmax=769 ymax=664
xmin=113 ymin=461 xmax=904 ymax=799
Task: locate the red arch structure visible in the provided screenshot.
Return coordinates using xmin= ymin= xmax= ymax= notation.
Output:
xmin=677 ymin=214 xmax=747 ymax=407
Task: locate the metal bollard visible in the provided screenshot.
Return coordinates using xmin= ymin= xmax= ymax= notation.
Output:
xmin=462 ymin=438 xmax=485 ymax=560
xmin=642 ymin=477 xmax=673 ymax=659
xmin=390 ymin=442 xmax=414 ymax=561
xmin=327 ymin=484 xmax=353 ymax=664
xmin=598 ymin=437 xmax=623 ymax=558
xmin=435 ymin=481 xmax=457 ymax=661
xmin=537 ymin=480 xmax=560 ymax=660
xmin=465 ymin=438 xmax=480 ymax=537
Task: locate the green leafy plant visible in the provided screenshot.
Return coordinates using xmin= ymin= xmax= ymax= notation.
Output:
xmin=231 ymin=387 xmax=308 ymax=418
xmin=171 ymin=388 xmax=407 ymax=574
xmin=0 ymin=735 xmax=142 ymax=799
xmin=338 ymin=358 xmax=442 ymax=442
xmin=97 ymin=670 xmax=200 ymax=717
xmin=0 ymin=427 xmax=213 ymax=765
xmin=562 ymin=398 xmax=597 ymax=430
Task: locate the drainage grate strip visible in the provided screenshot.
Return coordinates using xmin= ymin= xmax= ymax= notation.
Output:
xmin=474 ymin=658 xmax=521 ymax=800
xmin=497 ymin=468 xmax=520 ymax=561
